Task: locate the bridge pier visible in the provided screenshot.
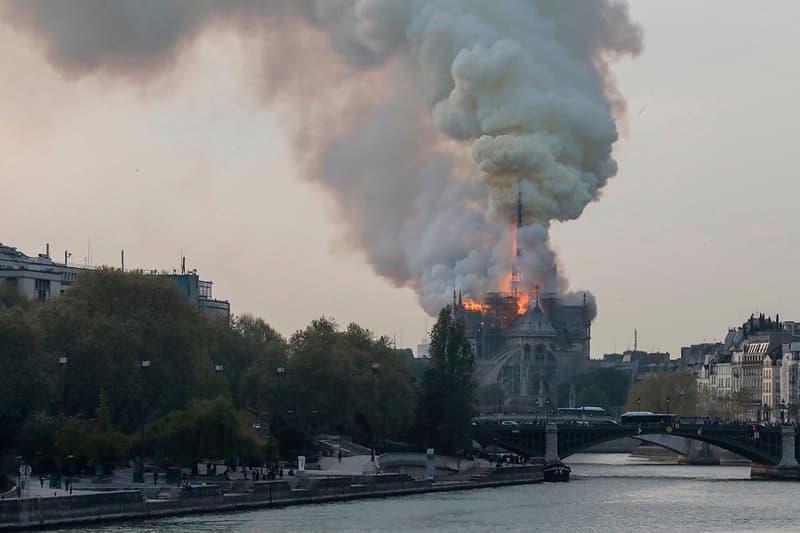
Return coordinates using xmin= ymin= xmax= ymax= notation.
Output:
xmin=752 ymin=426 xmax=800 ymax=480
xmin=545 ymin=423 xmax=560 ymax=464
xmin=685 ymin=440 xmax=719 ymax=465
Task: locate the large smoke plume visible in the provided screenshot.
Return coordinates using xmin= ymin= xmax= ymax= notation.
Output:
xmin=2 ymin=0 xmax=642 ymax=319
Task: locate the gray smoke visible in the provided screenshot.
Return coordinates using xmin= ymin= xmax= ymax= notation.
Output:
xmin=1 ymin=0 xmax=642 ymax=318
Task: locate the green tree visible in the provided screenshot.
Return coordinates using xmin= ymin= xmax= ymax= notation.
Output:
xmin=557 ymin=368 xmax=630 ymax=412
xmin=148 ymin=396 xmax=261 ymax=472
xmin=0 ymin=285 xmax=31 ymax=309
xmin=280 ymin=318 xmax=415 ymax=446
xmin=624 ymin=370 xmax=698 ymax=415
xmin=415 ymin=306 xmax=477 ymax=454
xmin=207 ymin=313 xmax=287 ymax=411
xmin=0 ymin=308 xmax=51 ymax=454
xmin=33 ymin=269 xmax=220 ymax=432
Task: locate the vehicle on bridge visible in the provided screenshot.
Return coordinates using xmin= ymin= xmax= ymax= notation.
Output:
xmin=620 ymin=411 xmax=677 ymax=425
xmin=557 ymin=407 xmax=606 ymax=418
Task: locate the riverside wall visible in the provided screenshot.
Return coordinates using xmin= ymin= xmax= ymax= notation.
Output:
xmin=0 ymin=467 xmax=543 ymax=531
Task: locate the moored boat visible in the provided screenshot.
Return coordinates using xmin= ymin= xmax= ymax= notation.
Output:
xmin=543 ymin=462 xmax=571 ymax=482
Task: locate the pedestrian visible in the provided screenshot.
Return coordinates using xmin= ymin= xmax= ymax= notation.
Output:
xmin=153 ymin=471 xmax=158 ymax=485
xmin=279 ymin=468 xmax=283 ymax=479
xmin=39 ymin=475 xmax=45 ymax=488
xmin=337 ymin=449 xmax=342 ymax=463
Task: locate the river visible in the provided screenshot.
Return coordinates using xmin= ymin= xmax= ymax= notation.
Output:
xmin=53 ymin=454 xmax=799 ymax=532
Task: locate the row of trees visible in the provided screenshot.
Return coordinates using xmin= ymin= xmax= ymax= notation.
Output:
xmin=624 ymin=370 xmax=698 ymax=414
xmin=0 ymin=269 xmax=477 ymax=481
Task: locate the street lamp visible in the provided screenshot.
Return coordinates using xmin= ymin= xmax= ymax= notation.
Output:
xmin=637 ymin=397 xmax=641 ymax=411
xmin=781 ymin=399 xmax=786 ymax=425
xmin=371 ymin=363 xmax=380 ymax=455
xmin=666 ymin=396 xmax=670 ymax=415
xmin=275 ymin=367 xmax=285 ymax=464
xmin=545 ymin=398 xmax=551 ymax=421
xmin=58 ymin=356 xmax=68 ymax=485
xmin=138 ymin=360 xmax=151 ymax=483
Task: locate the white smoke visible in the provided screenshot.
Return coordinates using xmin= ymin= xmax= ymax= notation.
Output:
xmin=1 ymin=0 xmax=642 ymax=317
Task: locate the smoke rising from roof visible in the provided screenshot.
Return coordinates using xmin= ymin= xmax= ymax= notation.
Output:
xmin=2 ymin=0 xmax=641 ymax=319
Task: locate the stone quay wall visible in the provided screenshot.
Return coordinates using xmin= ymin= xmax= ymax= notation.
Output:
xmin=0 ymin=467 xmax=543 ymax=531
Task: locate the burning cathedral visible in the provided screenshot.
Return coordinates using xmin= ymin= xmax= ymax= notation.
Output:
xmin=453 ymin=188 xmax=593 ymax=410
xmin=455 ymin=288 xmax=592 ymax=410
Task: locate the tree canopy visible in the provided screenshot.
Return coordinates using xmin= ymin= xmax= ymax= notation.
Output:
xmin=557 ymin=368 xmax=631 ymax=413
xmin=415 ymin=306 xmax=477 ymax=454
xmin=624 ymin=370 xmax=698 ymax=415
xmin=0 ymin=269 xmax=430 ymax=476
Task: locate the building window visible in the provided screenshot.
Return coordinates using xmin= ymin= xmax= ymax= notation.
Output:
xmin=199 ymin=280 xmax=213 ymax=299
xmin=34 ymin=279 xmax=50 ymax=301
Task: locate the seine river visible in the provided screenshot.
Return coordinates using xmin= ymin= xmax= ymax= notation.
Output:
xmin=56 ymin=454 xmax=799 ymax=532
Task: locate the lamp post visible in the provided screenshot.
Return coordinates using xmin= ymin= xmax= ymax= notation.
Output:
xmin=138 ymin=360 xmax=151 ymax=483
xmin=371 ymin=362 xmax=380 ymax=454
xmin=781 ymin=399 xmax=786 ymax=425
xmin=637 ymin=397 xmax=641 ymax=411
xmin=666 ymin=396 xmax=670 ymax=415
xmin=58 ymin=356 xmax=68 ymax=485
xmin=275 ymin=367 xmax=285 ymax=464
xmin=545 ymin=398 xmax=551 ymax=421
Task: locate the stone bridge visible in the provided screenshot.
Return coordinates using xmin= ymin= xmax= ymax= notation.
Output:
xmin=473 ymin=420 xmax=800 ymax=480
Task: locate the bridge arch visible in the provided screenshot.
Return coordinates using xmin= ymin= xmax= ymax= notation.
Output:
xmin=474 ymin=423 xmax=785 ymax=466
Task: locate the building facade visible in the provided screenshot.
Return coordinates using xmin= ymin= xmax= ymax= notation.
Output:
xmin=684 ymin=314 xmax=797 ymax=421
xmin=0 ymin=243 xmax=81 ymax=301
xmin=0 ymin=243 xmax=230 ymax=318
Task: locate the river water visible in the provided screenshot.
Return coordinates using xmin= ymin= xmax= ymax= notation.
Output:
xmin=55 ymin=454 xmax=800 ymax=532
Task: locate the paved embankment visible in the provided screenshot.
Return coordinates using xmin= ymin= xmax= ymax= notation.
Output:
xmin=0 ymin=467 xmax=542 ymax=531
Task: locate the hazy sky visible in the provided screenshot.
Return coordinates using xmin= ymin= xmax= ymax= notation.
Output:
xmin=2 ymin=1 xmax=799 ymax=357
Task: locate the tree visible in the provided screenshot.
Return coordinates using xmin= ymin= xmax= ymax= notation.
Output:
xmin=279 ymin=318 xmax=416 ymax=447
xmin=415 ymin=306 xmax=477 ymax=454
xmin=557 ymin=368 xmax=630 ymax=412
xmin=624 ymin=370 xmax=698 ymax=415
xmin=209 ymin=314 xmax=287 ymax=410
xmin=32 ymin=269 xmax=221 ymax=431
xmin=0 ymin=308 xmax=51 ymax=453
xmin=148 ymin=397 xmax=261 ymax=472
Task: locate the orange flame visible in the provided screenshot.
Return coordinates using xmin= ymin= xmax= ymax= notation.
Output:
xmin=462 ymin=298 xmax=488 ymax=313
xmin=460 ymin=222 xmax=530 ymax=320
xmin=517 ymin=292 xmax=529 ymax=315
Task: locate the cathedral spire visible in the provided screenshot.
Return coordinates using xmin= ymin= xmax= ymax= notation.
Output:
xmin=511 ymin=178 xmax=522 ymax=297
xmin=516 ymin=177 xmax=523 ymax=237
